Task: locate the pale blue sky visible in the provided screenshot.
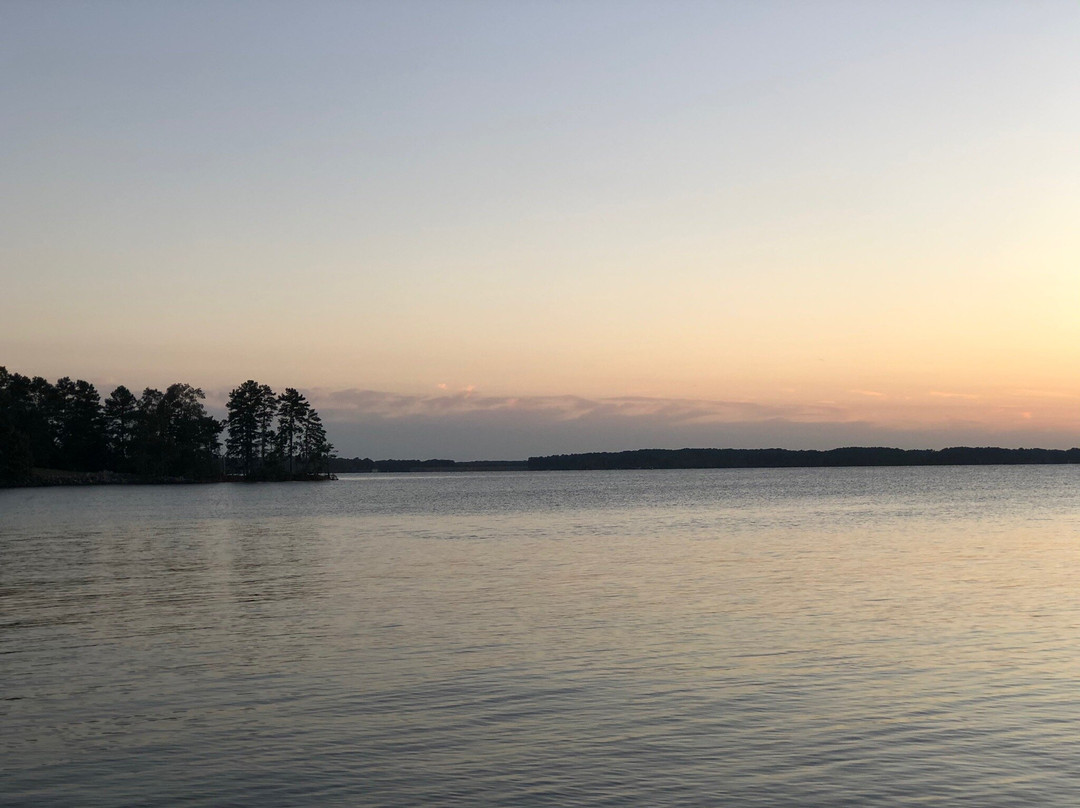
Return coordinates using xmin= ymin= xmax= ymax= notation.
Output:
xmin=3 ymin=1 xmax=1079 ymax=457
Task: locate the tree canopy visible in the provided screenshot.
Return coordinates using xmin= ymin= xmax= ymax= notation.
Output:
xmin=224 ymin=381 xmax=332 ymax=479
xmin=0 ymin=367 xmax=334 ymax=485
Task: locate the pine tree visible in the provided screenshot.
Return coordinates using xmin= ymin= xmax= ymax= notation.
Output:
xmin=160 ymin=383 xmax=221 ymax=479
xmin=276 ymin=388 xmax=311 ymax=476
xmin=53 ymin=377 xmax=106 ymax=471
xmin=226 ymin=380 xmax=277 ymax=476
xmin=134 ymin=388 xmax=167 ymax=478
xmin=104 ymin=385 xmax=139 ymax=472
xmin=299 ymin=409 xmax=333 ymax=477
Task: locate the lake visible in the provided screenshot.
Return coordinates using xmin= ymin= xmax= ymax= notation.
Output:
xmin=3 ymin=466 xmax=1080 ymax=806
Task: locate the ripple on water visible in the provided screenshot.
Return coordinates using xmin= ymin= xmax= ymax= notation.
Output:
xmin=3 ymin=466 xmax=1080 ymax=805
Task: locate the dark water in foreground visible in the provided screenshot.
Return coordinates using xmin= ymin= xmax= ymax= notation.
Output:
xmin=3 ymin=467 xmax=1080 ymax=806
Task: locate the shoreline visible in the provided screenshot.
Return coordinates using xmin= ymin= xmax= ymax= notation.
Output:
xmin=3 ymin=469 xmax=335 ymax=488
xmin=8 ymin=446 xmax=1080 ymax=488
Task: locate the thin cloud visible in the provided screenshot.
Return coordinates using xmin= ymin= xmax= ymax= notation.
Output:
xmin=928 ymin=391 xmax=979 ymax=399
xmin=315 ymin=388 xmax=849 ymax=424
xmin=1011 ymin=389 xmax=1077 ymax=400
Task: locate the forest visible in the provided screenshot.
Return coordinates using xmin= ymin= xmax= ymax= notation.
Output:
xmin=527 ymin=446 xmax=1080 ymax=471
xmin=0 ymin=368 xmax=333 ymax=485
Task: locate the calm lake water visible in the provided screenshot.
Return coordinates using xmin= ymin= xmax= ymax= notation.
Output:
xmin=3 ymin=466 xmax=1080 ymax=806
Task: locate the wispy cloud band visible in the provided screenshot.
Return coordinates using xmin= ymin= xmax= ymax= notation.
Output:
xmin=318 ymin=388 xmax=848 ymax=424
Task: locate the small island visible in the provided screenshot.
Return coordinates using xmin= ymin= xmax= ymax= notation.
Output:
xmin=0 ymin=367 xmax=333 ymax=486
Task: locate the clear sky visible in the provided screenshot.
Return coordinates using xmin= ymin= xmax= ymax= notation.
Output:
xmin=3 ymin=1 xmax=1079 ymax=458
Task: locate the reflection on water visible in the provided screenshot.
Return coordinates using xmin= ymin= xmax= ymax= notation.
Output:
xmin=3 ymin=467 xmax=1080 ymax=806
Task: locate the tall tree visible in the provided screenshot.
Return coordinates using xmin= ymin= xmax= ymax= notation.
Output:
xmin=134 ymin=388 xmax=167 ymax=478
xmin=226 ymin=380 xmax=276 ymax=476
xmin=299 ymin=409 xmax=333 ymax=477
xmin=9 ymin=375 xmax=61 ymax=468
xmin=255 ymin=386 xmax=277 ymax=466
xmin=129 ymin=385 xmax=221 ymax=480
xmin=0 ymin=368 xmax=33 ymax=483
xmin=160 ymin=383 xmax=222 ymax=479
xmin=104 ymin=385 xmax=139 ymax=472
xmin=276 ymin=388 xmax=311 ymax=475
xmin=52 ymin=377 xmax=105 ymax=471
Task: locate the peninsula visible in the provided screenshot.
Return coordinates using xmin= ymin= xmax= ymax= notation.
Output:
xmin=0 ymin=367 xmax=332 ymax=486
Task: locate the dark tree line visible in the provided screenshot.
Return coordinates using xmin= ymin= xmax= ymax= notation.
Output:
xmin=0 ymin=367 xmax=333 ymax=485
xmin=329 ymin=457 xmax=527 ymax=473
xmin=527 ymin=446 xmax=1080 ymax=471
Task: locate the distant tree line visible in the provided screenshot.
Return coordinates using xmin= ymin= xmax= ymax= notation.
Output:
xmin=527 ymin=446 xmax=1080 ymax=471
xmin=0 ymin=367 xmax=333 ymax=485
xmin=330 ymin=457 xmax=527 ymax=473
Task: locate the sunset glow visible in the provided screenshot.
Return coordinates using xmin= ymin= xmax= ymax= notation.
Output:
xmin=3 ymin=2 xmax=1079 ymax=457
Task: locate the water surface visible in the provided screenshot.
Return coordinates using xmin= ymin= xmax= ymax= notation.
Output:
xmin=3 ymin=467 xmax=1080 ymax=805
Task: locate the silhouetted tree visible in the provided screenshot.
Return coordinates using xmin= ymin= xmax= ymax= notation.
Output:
xmin=126 ymin=385 xmax=221 ymax=480
xmin=276 ymin=387 xmax=311 ymax=476
xmin=0 ymin=368 xmax=33 ymax=483
xmin=2 ymin=367 xmax=332 ymax=485
xmin=299 ymin=409 xmax=333 ymax=476
xmin=5 ymin=374 xmax=61 ymax=468
xmin=226 ymin=380 xmax=277 ymax=476
xmin=159 ymin=383 xmax=221 ymax=479
xmin=104 ymin=385 xmax=139 ymax=472
xmin=255 ymin=387 xmax=277 ymax=466
xmin=53 ymin=377 xmax=106 ymax=471
xmin=132 ymin=388 xmax=167 ymax=478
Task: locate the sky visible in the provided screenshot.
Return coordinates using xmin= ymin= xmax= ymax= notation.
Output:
xmin=3 ymin=1 xmax=1079 ymax=459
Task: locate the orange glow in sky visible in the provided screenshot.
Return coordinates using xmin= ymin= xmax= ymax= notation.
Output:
xmin=3 ymin=2 xmax=1079 ymax=456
